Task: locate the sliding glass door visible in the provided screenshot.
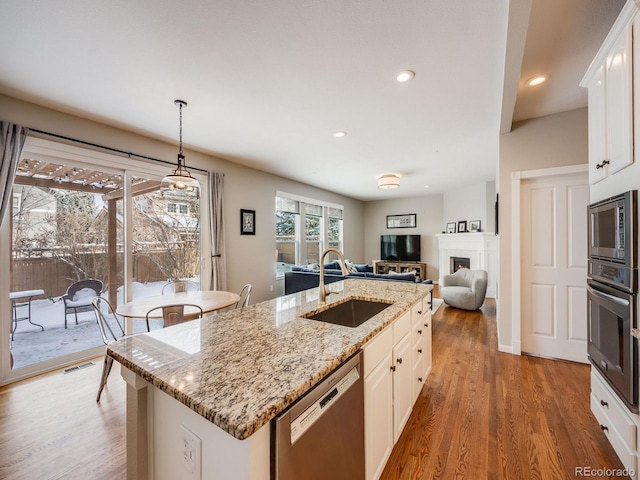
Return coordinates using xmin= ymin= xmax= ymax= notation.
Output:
xmin=1 ymin=137 xmax=207 ymax=383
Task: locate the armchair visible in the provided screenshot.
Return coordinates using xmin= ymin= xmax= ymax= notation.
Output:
xmin=441 ymin=269 xmax=487 ymax=311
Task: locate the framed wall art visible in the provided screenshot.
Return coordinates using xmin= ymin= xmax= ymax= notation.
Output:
xmin=446 ymin=222 xmax=456 ymax=233
xmin=241 ymin=209 xmax=256 ymax=235
xmin=387 ymin=213 xmax=417 ymax=229
xmin=468 ymin=220 xmax=481 ymax=232
xmin=457 ymin=220 xmax=467 ymax=233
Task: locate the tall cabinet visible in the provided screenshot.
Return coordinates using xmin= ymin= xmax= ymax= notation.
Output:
xmin=581 ymin=1 xmax=640 ymax=477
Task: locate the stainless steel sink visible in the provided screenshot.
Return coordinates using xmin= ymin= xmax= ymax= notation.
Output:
xmin=302 ymin=299 xmax=392 ymax=328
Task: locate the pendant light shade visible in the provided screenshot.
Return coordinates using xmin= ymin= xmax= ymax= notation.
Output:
xmin=161 ymin=100 xmax=200 ymax=195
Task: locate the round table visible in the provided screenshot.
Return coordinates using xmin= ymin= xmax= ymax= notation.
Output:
xmin=116 ymin=290 xmax=240 ymax=320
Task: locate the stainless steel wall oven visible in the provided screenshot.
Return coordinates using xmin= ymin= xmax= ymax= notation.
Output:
xmin=587 ymin=190 xmax=638 ymax=413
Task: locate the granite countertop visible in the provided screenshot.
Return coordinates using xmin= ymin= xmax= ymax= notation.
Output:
xmin=107 ymin=278 xmax=432 ymax=440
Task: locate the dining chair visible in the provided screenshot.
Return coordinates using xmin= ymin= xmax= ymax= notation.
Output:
xmin=92 ymin=296 xmax=126 ymax=402
xmin=161 ymin=280 xmax=199 ymax=295
xmin=235 ymin=284 xmax=252 ymax=309
xmin=145 ymin=303 xmax=204 ymax=329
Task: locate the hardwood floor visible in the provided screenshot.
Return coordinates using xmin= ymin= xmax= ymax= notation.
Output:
xmin=381 ymin=297 xmax=628 ymax=480
xmin=0 ymin=294 xmax=627 ymax=480
xmin=0 ymin=359 xmax=126 ymax=480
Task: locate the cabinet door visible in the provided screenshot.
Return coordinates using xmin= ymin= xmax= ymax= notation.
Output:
xmin=605 ymin=23 xmax=633 ymax=176
xmin=587 ymin=64 xmax=607 ymax=184
xmin=392 ymin=333 xmax=413 ymax=442
xmin=364 ymin=352 xmax=394 ymax=480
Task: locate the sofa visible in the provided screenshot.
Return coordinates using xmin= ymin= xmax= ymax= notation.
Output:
xmin=440 ymin=268 xmax=488 ymax=310
xmin=284 ymin=261 xmax=431 ymax=295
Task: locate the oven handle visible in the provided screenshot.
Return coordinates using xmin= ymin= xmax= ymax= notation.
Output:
xmin=587 ymin=285 xmax=630 ymax=307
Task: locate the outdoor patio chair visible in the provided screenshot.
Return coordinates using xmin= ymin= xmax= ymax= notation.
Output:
xmin=62 ymin=279 xmax=104 ymax=328
xmin=234 ymin=284 xmax=252 ymax=309
xmin=145 ymin=303 xmax=203 ymax=329
xmin=161 ymin=280 xmax=199 ymax=294
xmin=92 ymin=296 xmax=126 ymax=402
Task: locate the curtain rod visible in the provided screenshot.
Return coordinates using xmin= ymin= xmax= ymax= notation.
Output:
xmin=29 ymin=128 xmax=208 ymax=174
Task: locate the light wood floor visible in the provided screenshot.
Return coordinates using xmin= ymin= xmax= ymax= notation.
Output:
xmin=0 ymin=295 xmax=627 ymax=480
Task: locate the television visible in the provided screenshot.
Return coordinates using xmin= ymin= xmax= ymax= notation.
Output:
xmin=380 ymin=235 xmax=421 ymax=262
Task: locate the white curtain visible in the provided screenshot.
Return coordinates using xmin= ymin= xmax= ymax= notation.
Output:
xmin=208 ymin=172 xmax=226 ymax=290
xmin=0 ymin=122 xmax=28 ymax=227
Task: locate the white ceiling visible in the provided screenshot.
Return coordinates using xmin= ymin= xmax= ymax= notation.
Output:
xmin=0 ymin=0 xmax=625 ymax=201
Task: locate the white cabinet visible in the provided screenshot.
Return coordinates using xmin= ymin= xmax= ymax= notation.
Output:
xmin=583 ymin=10 xmax=633 ymax=184
xmin=363 ymin=295 xmax=433 ymax=480
xmin=411 ymin=295 xmax=432 ymax=404
xmin=590 ymin=369 xmax=638 ymax=477
xmin=364 ymin=348 xmax=394 ymax=480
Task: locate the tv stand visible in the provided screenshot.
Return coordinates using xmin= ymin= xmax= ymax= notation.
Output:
xmin=374 ymin=261 xmax=428 ymax=281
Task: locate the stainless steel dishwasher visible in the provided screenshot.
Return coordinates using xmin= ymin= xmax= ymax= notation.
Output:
xmin=273 ymin=351 xmax=364 ymax=480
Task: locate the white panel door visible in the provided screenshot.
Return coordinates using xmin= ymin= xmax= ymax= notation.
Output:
xmin=521 ymin=173 xmax=589 ymax=363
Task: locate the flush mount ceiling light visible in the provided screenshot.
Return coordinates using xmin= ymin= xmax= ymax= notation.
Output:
xmin=396 ymin=70 xmax=415 ymax=83
xmin=525 ymin=75 xmax=548 ymax=86
xmin=161 ymin=99 xmax=200 ymax=196
xmin=378 ymin=174 xmax=400 ymax=189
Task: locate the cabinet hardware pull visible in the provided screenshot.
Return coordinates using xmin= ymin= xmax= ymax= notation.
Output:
xmin=424 ymin=323 xmax=429 ymax=327
xmin=418 ymin=329 xmax=422 ymax=334
xmin=418 ymin=377 xmax=423 ymax=382
xmin=418 ymin=349 xmax=422 ymax=354
xmin=602 ymin=159 xmax=610 ymax=166
xmin=596 ymin=162 xmax=603 ymax=169
xmin=600 ymin=424 xmax=609 ymax=433
xmin=418 ymin=310 xmax=422 ymax=315
xmin=390 ymin=365 xmax=396 ymax=372
xmin=397 ymin=357 xmax=403 ymax=364
xmin=600 ymin=400 xmax=608 ymax=407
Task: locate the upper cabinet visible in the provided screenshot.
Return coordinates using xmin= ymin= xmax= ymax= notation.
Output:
xmin=582 ymin=2 xmax=636 ymax=185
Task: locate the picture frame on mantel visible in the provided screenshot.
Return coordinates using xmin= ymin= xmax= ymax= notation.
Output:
xmin=457 ymin=220 xmax=467 ymax=233
xmin=240 ymin=209 xmax=256 ymax=235
xmin=446 ymin=222 xmax=456 ymax=234
xmin=468 ymin=220 xmax=481 ymax=232
xmin=387 ymin=213 xmax=417 ymax=228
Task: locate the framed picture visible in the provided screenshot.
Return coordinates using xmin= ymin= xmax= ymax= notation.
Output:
xmin=469 ymin=220 xmax=481 ymax=232
xmin=446 ymin=222 xmax=456 ymax=234
xmin=240 ymin=209 xmax=255 ymax=235
xmin=387 ymin=213 xmax=417 ymax=229
xmin=457 ymin=220 xmax=467 ymax=233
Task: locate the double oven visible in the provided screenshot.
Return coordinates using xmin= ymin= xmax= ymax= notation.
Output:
xmin=587 ymin=190 xmax=638 ymax=412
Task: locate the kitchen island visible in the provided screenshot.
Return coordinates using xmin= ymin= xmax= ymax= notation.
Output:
xmin=108 ymin=278 xmax=432 ymax=480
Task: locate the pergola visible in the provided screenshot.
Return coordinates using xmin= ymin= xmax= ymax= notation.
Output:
xmin=13 ymin=157 xmax=163 ymax=307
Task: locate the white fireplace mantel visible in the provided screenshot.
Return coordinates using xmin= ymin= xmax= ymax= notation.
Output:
xmin=436 ymin=233 xmax=498 ymax=298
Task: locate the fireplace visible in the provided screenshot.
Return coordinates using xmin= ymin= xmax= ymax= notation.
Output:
xmin=451 ymin=256 xmax=471 ymax=273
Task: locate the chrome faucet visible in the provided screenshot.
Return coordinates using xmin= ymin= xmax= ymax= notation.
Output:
xmin=318 ymin=248 xmax=350 ymax=305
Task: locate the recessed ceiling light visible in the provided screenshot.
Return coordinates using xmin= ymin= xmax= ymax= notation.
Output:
xmin=396 ymin=70 xmax=415 ymax=83
xmin=423 ymin=185 xmax=430 ymax=189
xmin=333 ymin=131 xmax=347 ymax=137
xmin=526 ymin=75 xmax=548 ymax=86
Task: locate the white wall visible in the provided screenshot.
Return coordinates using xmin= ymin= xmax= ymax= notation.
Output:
xmin=0 ymin=94 xmax=365 ymax=303
xmin=498 ymin=108 xmax=589 ymax=351
xmin=363 ymin=195 xmax=443 ymax=282
xmin=443 ymin=180 xmax=496 ymax=233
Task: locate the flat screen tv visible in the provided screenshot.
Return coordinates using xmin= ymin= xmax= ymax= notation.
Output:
xmin=380 ymin=235 xmax=421 ymax=262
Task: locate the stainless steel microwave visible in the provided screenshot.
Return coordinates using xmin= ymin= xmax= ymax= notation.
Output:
xmin=588 ymin=190 xmax=637 ymax=267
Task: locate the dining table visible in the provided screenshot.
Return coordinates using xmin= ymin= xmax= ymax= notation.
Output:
xmin=115 ymin=290 xmax=241 ymax=327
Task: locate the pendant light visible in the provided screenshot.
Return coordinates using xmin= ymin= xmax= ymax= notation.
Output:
xmin=161 ymin=99 xmax=200 ymax=195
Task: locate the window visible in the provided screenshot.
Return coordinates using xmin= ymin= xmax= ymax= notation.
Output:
xmin=166 ymin=202 xmax=190 ymax=215
xmin=275 ymin=192 xmax=343 ymax=275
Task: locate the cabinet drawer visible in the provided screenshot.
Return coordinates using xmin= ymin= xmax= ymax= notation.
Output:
xmin=393 ymin=311 xmax=411 ymax=344
xmin=591 ymin=393 xmax=638 ymax=473
xmin=411 ymin=300 xmax=423 ymax=320
xmin=591 ymin=371 xmax=637 ymax=449
xmin=363 ymin=325 xmax=393 ymax=378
